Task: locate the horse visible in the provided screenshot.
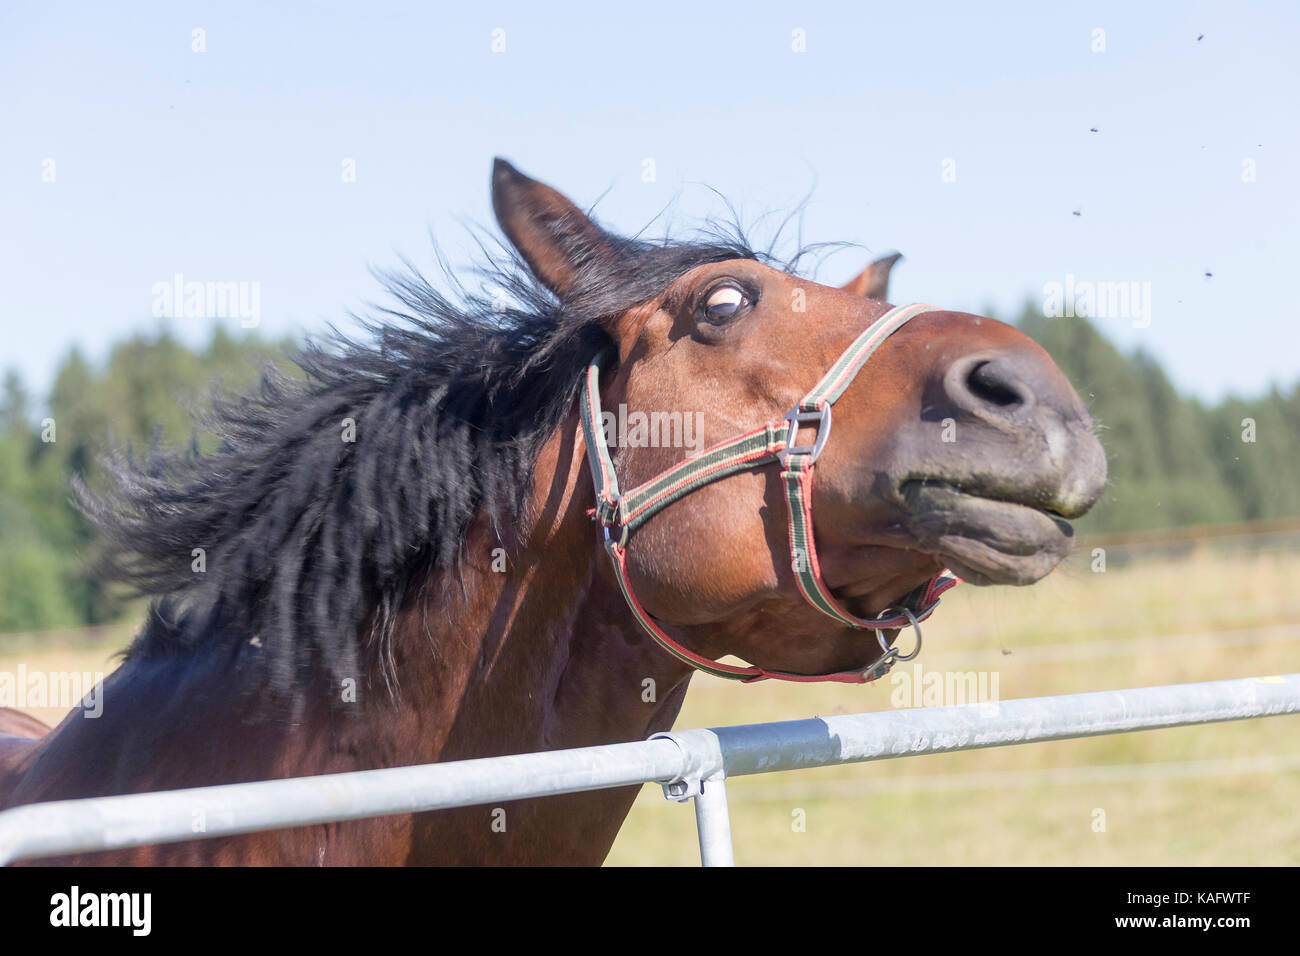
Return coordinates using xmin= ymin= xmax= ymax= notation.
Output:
xmin=0 ymin=160 xmax=1106 ymax=864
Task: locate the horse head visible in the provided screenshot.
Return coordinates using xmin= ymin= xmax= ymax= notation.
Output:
xmin=494 ymin=160 xmax=1107 ymax=681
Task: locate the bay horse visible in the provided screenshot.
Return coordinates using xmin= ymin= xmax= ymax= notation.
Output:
xmin=0 ymin=253 xmax=881 ymax=747
xmin=0 ymin=160 xmax=1105 ymax=864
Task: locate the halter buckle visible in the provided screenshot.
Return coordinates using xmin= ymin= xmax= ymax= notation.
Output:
xmin=780 ymin=403 xmax=833 ymax=466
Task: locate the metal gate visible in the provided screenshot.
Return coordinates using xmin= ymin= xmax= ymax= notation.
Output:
xmin=2 ymin=673 xmax=1296 ymax=865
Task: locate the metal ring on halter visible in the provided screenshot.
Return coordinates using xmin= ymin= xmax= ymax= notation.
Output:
xmin=602 ymin=522 xmax=629 ymax=552
xmin=862 ymin=648 xmax=897 ymax=682
xmin=875 ymin=607 xmax=923 ymax=662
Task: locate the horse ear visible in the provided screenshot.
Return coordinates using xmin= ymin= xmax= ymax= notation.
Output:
xmin=841 ymin=252 xmax=903 ymax=301
xmin=491 ymin=158 xmax=621 ymax=299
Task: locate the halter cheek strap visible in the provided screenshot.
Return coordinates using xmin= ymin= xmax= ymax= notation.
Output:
xmin=579 ymin=303 xmax=960 ymax=684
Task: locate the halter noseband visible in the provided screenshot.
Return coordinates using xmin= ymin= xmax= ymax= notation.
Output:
xmin=579 ymin=303 xmax=959 ymax=684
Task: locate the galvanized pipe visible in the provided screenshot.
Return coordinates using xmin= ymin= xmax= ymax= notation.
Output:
xmin=655 ymin=673 xmax=1300 ymax=782
xmin=0 ymin=673 xmax=1296 ymax=865
xmin=693 ymin=775 xmax=735 ymax=867
xmin=0 ymin=737 xmax=686 ymax=866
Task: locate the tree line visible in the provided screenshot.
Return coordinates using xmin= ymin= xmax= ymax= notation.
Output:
xmin=0 ymin=312 xmax=1295 ymax=632
xmin=1017 ymin=306 xmax=1300 ymax=533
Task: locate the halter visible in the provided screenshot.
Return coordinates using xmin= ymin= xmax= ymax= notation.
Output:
xmin=579 ymin=303 xmax=960 ymax=684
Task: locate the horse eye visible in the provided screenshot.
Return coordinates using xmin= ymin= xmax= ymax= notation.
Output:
xmin=702 ymin=284 xmax=750 ymax=322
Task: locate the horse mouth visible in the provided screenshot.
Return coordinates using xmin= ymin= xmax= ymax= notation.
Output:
xmin=897 ymin=478 xmax=1077 ymax=586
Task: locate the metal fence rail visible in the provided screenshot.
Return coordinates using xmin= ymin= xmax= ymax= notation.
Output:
xmin=2 ymin=673 xmax=1297 ymax=866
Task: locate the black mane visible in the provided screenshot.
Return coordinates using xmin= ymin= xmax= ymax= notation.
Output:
xmin=79 ymin=224 xmax=763 ymax=700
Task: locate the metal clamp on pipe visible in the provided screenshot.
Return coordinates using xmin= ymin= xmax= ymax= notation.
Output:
xmin=647 ymin=728 xmax=726 ymax=793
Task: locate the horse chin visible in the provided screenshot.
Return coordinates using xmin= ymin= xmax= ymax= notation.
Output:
xmin=899 ymin=480 xmax=1076 ymax=586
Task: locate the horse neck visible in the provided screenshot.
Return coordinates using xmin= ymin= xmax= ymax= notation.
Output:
xmin=375 ymin=404 xmax=696 ymax=767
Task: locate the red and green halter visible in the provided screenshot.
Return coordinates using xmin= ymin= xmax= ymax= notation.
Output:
xmin=579 ymin=302 xmax=959 ymax=684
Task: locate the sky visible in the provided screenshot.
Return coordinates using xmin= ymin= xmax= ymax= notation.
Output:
xmin=2 ymin=1 xmax=1297 ymax=407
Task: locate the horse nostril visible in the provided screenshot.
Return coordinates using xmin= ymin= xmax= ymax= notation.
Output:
xmin=944 ymin=355 xmax=1036 ymax=418
xmin=967 ymin=361 xmax=1026 ymax=409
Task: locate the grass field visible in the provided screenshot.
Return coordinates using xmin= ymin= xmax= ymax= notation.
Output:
xmin=2 ymin=540 xmax=1298 ymax=866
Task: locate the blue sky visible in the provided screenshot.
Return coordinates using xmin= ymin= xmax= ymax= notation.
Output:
xmin=2 ymin=1 xmax=1296 ymax=406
